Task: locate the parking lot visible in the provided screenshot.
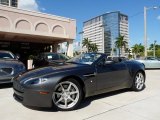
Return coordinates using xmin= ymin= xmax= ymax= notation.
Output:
xmin=0 ymin=70 xmax=160 ymax=120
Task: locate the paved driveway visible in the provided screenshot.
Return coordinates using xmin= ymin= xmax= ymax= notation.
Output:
xmin=0 ymin=70 xmax=160 ymax=120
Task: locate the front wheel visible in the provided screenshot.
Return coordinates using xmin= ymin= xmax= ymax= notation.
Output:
xmin=131 ymin=72 xmax=145 ymax=91
xmin=52 ymin=79 xmax=83 ymax=111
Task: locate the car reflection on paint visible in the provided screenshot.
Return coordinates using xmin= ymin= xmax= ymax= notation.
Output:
xmin=0 ymin=50 xmax=26 ymax=84
xmin=13 ymin=53 xmax=145 ymax=111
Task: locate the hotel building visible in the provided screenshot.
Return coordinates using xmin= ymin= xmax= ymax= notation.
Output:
xmin=83 ymin=11 xmax=129 ymax=56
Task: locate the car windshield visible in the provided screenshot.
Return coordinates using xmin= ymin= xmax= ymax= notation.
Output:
xmin=46 ymin=53 xmax=59 ymax=60
xmin=67 ymin=53 xmax=102 ymax=65
xmin=145 ymin=57 xmax=158 ymax=60
xmin=0 ymin=52 xmax=15 ymax=59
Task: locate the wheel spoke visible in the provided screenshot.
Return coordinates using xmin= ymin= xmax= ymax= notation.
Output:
xmin=54 ymin=92 xmax=62 ymax=96
xmin=56 ymin=97 xmax=63 ymax=104
xmin=67 ymin=83 xmax=72 ymax=91
xmin=70 ymin=91 xmax=78 ymax=95
xmin=60 ymin=83 xmax=65 ymax=92
xmin=68 ymin=96 xmax=76 ymax=103
xmin=64 ymin=99 xmax=68 ymax=108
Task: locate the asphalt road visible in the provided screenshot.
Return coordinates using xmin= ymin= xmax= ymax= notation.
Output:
xmin=0 ymin=70 xmax=160 ymax=120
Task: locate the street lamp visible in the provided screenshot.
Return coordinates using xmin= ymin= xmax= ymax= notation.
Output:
xmin=144 ymin=6 xmax=160 ymax=57
xmin=154 ymin=40 xmax=157 ymax=57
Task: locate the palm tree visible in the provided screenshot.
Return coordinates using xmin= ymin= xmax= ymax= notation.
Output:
xmin=132 ymin=43 xmax=144 ymax=58
xmin=89 ymin=43 xmax=98 ymax=52
xmin=132 ymin=44 xmax=140 ymax=58
xmin=82 ymin=38 xmax=91 ymax=52
xmin=115 ymin=35 xmax=127 ymax=57
xmin=125 ymin=48 xmax=132 ymax=58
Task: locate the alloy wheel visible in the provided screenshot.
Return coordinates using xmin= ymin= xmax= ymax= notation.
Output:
xmin=135 ymin=72 xmax=145 ymax=90
xmin=52 ymin=81 xmax=80 ymax=110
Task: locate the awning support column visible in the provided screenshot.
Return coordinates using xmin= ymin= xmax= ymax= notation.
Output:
xmin=51 ymin=43 xmax=59 ymax=53
xmin=67 ymin=40 xmax=73 ymax=57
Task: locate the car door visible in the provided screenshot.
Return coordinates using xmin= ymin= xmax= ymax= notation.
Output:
xmin=95 ymin=57 xmax=129 ymax=93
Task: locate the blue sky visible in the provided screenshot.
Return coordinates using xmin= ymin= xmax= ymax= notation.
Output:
xmin=20 ymin=0 xmax=160 ymax=47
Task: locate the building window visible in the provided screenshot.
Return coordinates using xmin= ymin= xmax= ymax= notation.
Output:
xmin=11 ymin=0 xmax=17 ymax=7
xmin=0 ymin=0 xmax=17 ymax=7
xmin=0 ymin=0 xmax=9 ymax=6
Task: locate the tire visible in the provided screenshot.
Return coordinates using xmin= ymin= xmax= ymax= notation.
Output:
xmin=52 ymin=78 xmax=83 ymax=111
xmin=131 ymin=71 xmax=145 ymax=91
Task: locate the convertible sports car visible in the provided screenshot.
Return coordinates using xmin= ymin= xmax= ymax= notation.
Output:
xmin=0 ymin=50 xmax=26 ymax=84
xmin=13 ymin=53 xmax=145 ymax=111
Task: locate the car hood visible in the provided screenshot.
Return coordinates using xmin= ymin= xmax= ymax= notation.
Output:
xmin=0 ymin=59 xmax=24 ymax=67
xmin=16 ymin=63 xmax=90 ymax=82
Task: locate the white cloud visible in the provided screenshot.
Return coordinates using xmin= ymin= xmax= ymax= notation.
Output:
xmin=157 ymin=16 xmax=160 ymax=20
xmin=18 ymin=0 xmax=39 ymax=11
xmin=40 ymin=7 xmax=46 ymax=11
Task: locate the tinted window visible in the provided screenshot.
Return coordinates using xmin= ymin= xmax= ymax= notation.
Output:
xmin=46 ymin=53 xmax=59 ymax=60
xmin=67 ymin=53 xmax=102 ymax=65
xmin=59 ymin=54 xmax=69 ymax=60
xmin=0 ymin=52 xmax=15 ymax=59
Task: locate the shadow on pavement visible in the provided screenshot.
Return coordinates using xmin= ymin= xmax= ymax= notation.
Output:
xmin=0 ymin=83 xmax=12 ymax=89
xmin=78 ymin=89 xmax=130 ymax=110
xmin=26 ymin=89 xmax=130 ymax=112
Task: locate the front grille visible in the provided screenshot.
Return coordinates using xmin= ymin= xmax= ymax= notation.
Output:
xmin=0 ymin=68 xmax=13 ymax=75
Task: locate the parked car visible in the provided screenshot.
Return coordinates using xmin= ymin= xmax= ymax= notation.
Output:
xmin=33 ymin=52 xmax=70 ymax=68
xmin=0 ymin=50 xmax=26 ymax=84
xmin=13 ymin=53 xmax=145 ymax=111
xmin=135 ymin=56 xmax=160 ymax=69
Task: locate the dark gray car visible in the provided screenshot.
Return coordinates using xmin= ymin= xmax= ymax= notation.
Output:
xmin=13 ymin=53 xmax=145 ymax=111
xmin=0 ymin=50 xmax=26 ymax=84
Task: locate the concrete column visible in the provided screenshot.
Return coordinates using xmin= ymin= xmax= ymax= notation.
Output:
xmin=9 ymin=0 xmax=11 ymax=6
xmin=50 ymin=45 xmax=53 ymax=52
xmin=67 ymin=40 xmax=73 ymax=57
xmin=52 ymin=43 xmax=59 ymax=53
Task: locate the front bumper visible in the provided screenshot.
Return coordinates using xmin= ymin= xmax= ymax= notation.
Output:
xmin=13 ymin=81 xmax=53 ymax=108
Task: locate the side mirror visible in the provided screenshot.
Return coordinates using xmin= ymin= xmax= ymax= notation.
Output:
xmin=15 ymin=54 xmax=20 ymax=60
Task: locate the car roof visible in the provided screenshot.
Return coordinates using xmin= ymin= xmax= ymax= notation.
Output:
xmin=0 ymin=50 xmax=12 ymax=53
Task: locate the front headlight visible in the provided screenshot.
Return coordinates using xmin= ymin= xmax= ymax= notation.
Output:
xmin=24 ymin=78 xmax=48 ymax=85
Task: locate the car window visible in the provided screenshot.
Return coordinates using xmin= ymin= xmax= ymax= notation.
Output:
xmin=47 ymin=53 xmax=59 ymax=60
xmin=67 ymin=53 xmax=102 ymax=65
xmin=0 ymin=52 xmax=15 ymax=59
xmin=97 ymin=57 xmax=107 ymax=65
xmin=59 ymin=54 xmax=69 ymax=60
xmin=146 ymin=57 xmax=158 ymax=60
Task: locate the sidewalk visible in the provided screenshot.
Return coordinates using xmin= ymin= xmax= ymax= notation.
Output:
xmin=0 ymin=70 xmax=159 ymax=120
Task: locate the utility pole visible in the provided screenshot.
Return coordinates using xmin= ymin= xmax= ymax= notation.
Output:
xmin=144 ymin=7 xmax=147 ymax=57
xmin=144 ymin=6 xmax=160 ymax=57
xmin=154 ymin=40 xmax=157 ymax=57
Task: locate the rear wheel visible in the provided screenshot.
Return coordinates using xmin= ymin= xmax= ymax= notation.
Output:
xmin=52 ymin=79 xmax=83 ymax=111
xmin=132 ymin=71 xmax=145 ymax=91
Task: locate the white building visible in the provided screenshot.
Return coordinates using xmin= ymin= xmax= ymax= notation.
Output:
xmin=83 ymin=11 xmax=129 ymax=56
